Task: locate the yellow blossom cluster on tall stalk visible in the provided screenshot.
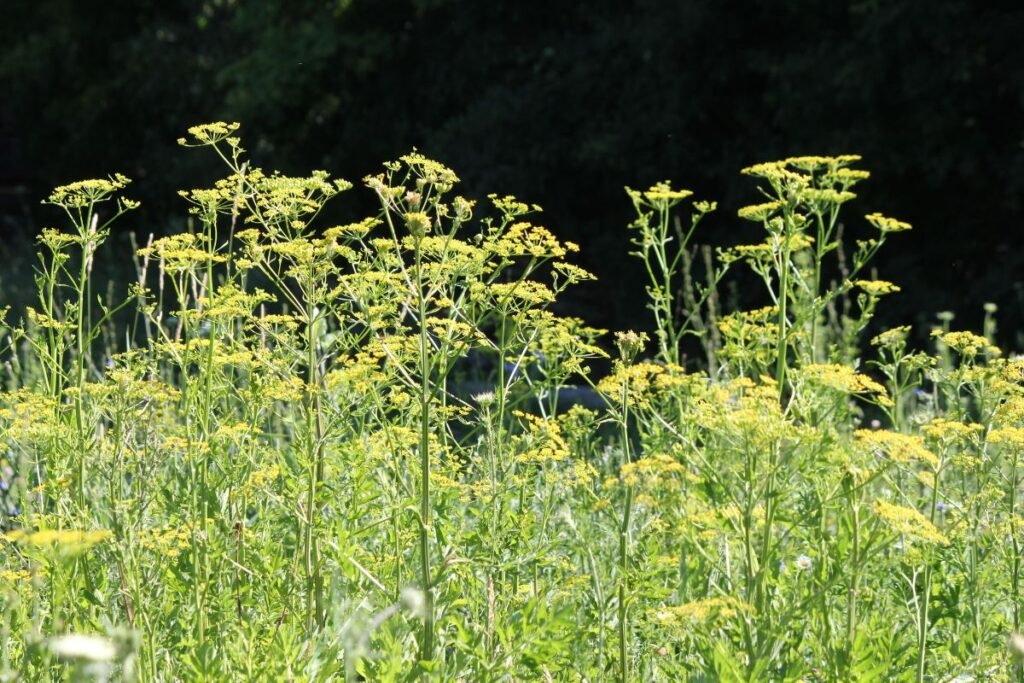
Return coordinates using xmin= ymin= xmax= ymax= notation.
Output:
xmin=0 ymin=129 xmax=1023 ymax=682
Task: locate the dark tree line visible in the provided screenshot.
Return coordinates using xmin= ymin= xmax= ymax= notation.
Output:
xmin=3 ymin=0 xmax=1023 ymax=345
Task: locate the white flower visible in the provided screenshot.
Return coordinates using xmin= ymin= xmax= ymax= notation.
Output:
xmin=473 ymin=392 xmax=496 ymax=407
xmin=796 ymin=555 xmax=813 ymax=571
xmin=47 ymin=634 xmax=116 ymax=662
xmin=1009 ymin=632 xmax=1024 ymax=660
xmin=400 ymin=586 xmax=426 ymax=619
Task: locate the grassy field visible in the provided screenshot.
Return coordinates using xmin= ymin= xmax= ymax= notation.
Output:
xmin=1 ymin=124 xmax=1022 ymax=681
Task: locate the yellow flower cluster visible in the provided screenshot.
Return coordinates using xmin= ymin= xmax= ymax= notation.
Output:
xmin=0 ymin=569 xmax=31 ymax=583
xmin=854 ymin=430 xmax=938 ymax=469
xmin=786 ymin=155 xmax=863 ymax=171
xmin=721 ymin=234 xmax=815 ymax=265
xmin=426 ymin=317 xmax=488 ymax=352
xmin=551 ymin=262 xmax=597 ymax=286
xmin=138 ymin=527 xmax=191 ymax=558
xmin=737 ymin=200 xmax=783 ymax=222
xmin=516 ymin=445 xmax=570 ymax=465
xmin=138 ymin=233 xmax=226 ymax=271
xmin=483 ymin=222 xmax=579 ymax=259
xmin=408 ymin=236 xmax=487 ymax=274
xmin=871 ymin=500 xmax=948 ymax=545
xmin=251 ymin=170 xmax=350 ymax=224
xmin=2 ymin=529 xmax=112 ymax=548
xmin=741 ymin=162 xmax=809 ymax=185
xmin=404 ymin=211 xmax=432 ymax=237
xmin=24 ymin=306 xmax=75 ymax=332
xmin=179 ymin=121 xmax=241 ymax=146
xmin=651 ymin=596 xmax=752 ymax=630
xmin=871 ymin=325 xmax=912 ymax=347
xmin=932 ymin=330 xmax=1000 ymax=358
xmin=619 ymin=453 xmax=692 ymax=487
xmin=324 ymin=351 xmax=390 ymax=397
xmin=399 ymin=152 xmax=460 ymax=190
xmin=241 ymin=464 xmax=281 ymax=497
xmin=38 ymin=228 xmax=81 ymax=251
xmin=46 ymin=174 xmax=132 ymax=208
xmin=513 ymin=410 xmax=570 ymax=465
xmin=626 ymin=181 xmax=694 ymax=210
xmin=865 ymin=213 xmax=912 ymax=233
xmin=798 ymin=363 xmax=888 ymax=397
xmin=597 ymin=362 xmax=672 ymax=408
xmin=853 ymin=280 xmax=901 ymax=297
xmin=802 ymin=188 xmax=856 ymax=206
xmin=922 ymin=419 xmax=984 ymax=446
xmin=323 ymin=217 xmax=381 ymax=241
xmin=473 ymin=280 xmax=557 ymax=308
xmin=832 ymin=167 xmax=871 ymax=183
xmin=989 ymin=427 xmax=1024 ymax=450
xmin=489 ymin=194 xmax=539 ymax=217
xmin=717 ymin=306 xmax=778 ymax=340
xmin=0 ymin=389 xmax=61 ymax=444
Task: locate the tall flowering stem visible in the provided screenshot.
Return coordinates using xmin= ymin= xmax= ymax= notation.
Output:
xmin=626 ymin=184 xmax=716 ymax=366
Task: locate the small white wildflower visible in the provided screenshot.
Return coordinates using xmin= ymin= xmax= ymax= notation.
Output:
xmin=400 ymin=586 xmax=426 ymax=619
xmin=473 ymin=392 xmax=496 ymax=407
xmin=1010 ymin=632 xmax=1024 ymax=660
xmin=47 ymin=633 xmax=117 ymax=662
xmin=796 ymin=555 xmax=813 ymax=571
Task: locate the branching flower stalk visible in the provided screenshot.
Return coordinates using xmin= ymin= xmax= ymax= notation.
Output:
xmin=39 ymin=178 xmax=137 ymax=510
xmin=610 ymin=330 xmax=646 ymax=683
xmin=413 ymin=226 xmax=436 ymax=668
xmin=626 ymin=184 xmax=715 ymax=366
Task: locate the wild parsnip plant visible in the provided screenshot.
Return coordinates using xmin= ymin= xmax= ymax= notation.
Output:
xmin=1 ymin=128 xmax=1023 ymax=682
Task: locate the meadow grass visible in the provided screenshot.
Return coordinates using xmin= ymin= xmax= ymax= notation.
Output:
xmin=0 ymin=126 xmax=1022 ymax=682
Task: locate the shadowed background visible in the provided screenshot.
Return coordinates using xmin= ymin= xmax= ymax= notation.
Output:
xmin=2 ymin=0 xmax=1023 ymax=352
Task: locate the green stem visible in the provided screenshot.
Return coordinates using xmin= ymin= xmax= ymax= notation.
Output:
xmin=846 ymin=498 xmax=861 ymax=662
xmin=618 ymin=383 xmax=632 ymax=683
xmin=774 ymin=218 xmax=792 ymax=390
xmin=415 ymin=243 xmax=436 ymax=672
xmin=303 ymin=267 xmax=327 ymax=633
xmin=916 ymin=473 xmax=941 ymax=683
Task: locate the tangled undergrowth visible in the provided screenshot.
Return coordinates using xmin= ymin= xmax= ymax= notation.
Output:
xmin=1 ymin=123 xmax=1022 ymax=682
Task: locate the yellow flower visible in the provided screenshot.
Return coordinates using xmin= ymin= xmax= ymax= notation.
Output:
xmin=854 ymin=429 xmax=938 ymax=469
xmin=737 ymin=200 xmax=783 ymax=222
xmin=139 ymin=526 xmax=191 ymax=558
xmin=872 ymin=500 xmax=948 ymax=545
xmin=2 ymin=529 xmax=112 ymax=553
xmin=0 ymin=569 xmax=31 ymax=583
xmin=865 ymin=213 xmax=911 ymax=233
xmin=989 ymin=427 xmax=1024 ymax=450
xmin=801 ymin=188 xmax=857 ymax=206
xmin=922 ymin=419 xmax=983 ymax=447
xmin=871 ymin=326 xmax=911 ymax=347
xmin=932 ymin=330 xmax=1000 ymax=358
xmin=619 ymin=454 xmax=690 ymax=487
xmin=45 ymin=174 xmax=132 ymax=208
xmin=798 ymin=363 xmax=887 ymax=396
xmin=644 ymin=182 xmax=693 ymax=203
xmin=181 ymin=121 xmax=241 ymax=146
xmin=650 ymin=596 xmax=753 ymax=631
xmin=404 ymin=211 xmax=432 ymax=237
xmin=853 ymin=280 xmax=901 ymax=297
xmin=483 ymin=221 xmax=576 ymax=259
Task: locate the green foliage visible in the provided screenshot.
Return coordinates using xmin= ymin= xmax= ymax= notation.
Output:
xmin=2 ymin=125 xmax=1024 ymax=682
